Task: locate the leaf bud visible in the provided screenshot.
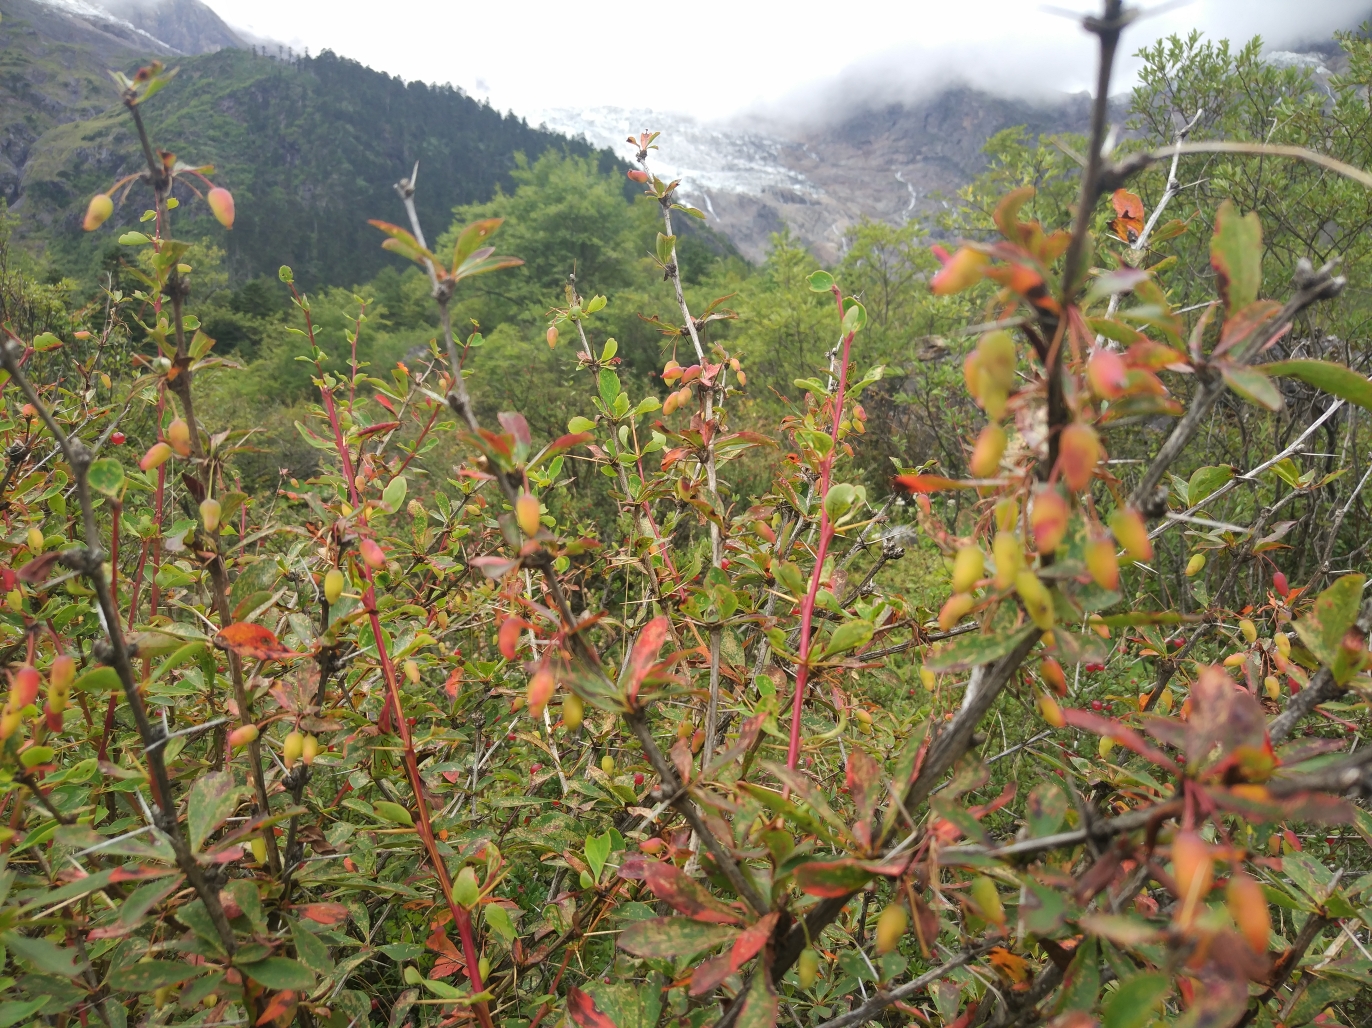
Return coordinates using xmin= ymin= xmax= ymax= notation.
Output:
xmin=874 ymin=902 xmax=908 ymax=954
xmin=1109 ymin=508 xmax=1153 ymax=562
xmin=283 ymin=730 xmax=304 ymax=768
xmin=951 ymin=546 xmax=984 ymax=593
xmin=454 ymin=866 xmax=480 ymax=908
xmin=1039 ymin=657 xmax=1067 ymax=697
xmin=360 ymin=538 xmax=386 ymax=569
xmin=969 ymin=424 xmax=1007 ymax=478
xmin=1015 ymin=571 xmax=1055 ymax=629
xmin=798 ymin=948 xmax=820 ymax=989
xmin=167 ymin=418 xmax=191 ymax=457
xmin=938 ymin=592 xmax=975 ymax=632
xmin=207 ymin=187 xmax=235 ymax=229
xmin=229 ymin=723 xmax=259 ymax=748
xmin=1084 ymin=534 xmax=1120 ymax=590
xmin=140 ymin=441 xmax=173 ymax=471
xmin=1057 ymin=423 xmax=1100 ymax=492
xmin=527 ymin=665 xmax=556 ymax=717
xmin=84 ymin=193 xmax=114 ymax=231
xmin=324 ymin=568 xmax=345 ymax=604
xmin=562 ymin=692 xmax=584 ymax=731
xmin=992 ymin=531 xmax=1022 ymax=590
xmin=1226 ymin=871 xmax=1271 ymax=952
xmin=1029 ymin=488 xmax=1069 ymax=554
xmin=200 ymin=497 xmax=221 ymax=533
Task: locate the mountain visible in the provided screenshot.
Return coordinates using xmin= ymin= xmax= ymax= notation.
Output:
xmin=97 ymin=0 xmax=245 ymax=54
xmin=537 ymin=89 xmax=1096 ymax=262
xmin=3 ymin=0 xmax=613 ymax=287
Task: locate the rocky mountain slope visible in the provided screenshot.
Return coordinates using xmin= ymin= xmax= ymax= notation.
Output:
xmin=537 ymin=89 xmax=1096 ymax=262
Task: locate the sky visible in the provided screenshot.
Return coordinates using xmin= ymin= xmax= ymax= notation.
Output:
xmin=206 ymin=0 xmax=1371 ymax=123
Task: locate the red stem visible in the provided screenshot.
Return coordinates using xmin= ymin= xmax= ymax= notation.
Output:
xmin=786 ymin=288 xmax=856 ymax=771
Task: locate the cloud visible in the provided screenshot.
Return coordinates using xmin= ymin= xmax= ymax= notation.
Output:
xmin=199 ymin=0 xmax=1370 ymax=121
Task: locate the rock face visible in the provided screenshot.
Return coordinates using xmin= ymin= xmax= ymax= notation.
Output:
xmin=538 ymin=89 xmax=1096 ymax=263
xmin=98 ymin=0 xmax=246 ymax=54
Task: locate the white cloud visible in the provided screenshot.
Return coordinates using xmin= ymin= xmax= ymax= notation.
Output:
xmin=203 ymin=0 xmax=1370 ymax=121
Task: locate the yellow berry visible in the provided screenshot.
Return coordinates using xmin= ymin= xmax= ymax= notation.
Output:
xmin=283 ymin=730 xmax=304 ymax=768
xmin=874 ymin=902 xmax=908 ymax=954
xmin=324 ymin=568 xmax=345 ymax=604
xmin=797 ymin=948 xmax=819 ymax=989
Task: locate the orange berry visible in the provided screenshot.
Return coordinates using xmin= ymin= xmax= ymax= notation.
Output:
xmin=167 ymin=418 xmax=191 ymax=457
xmin=140 ymin=442 xmax=172 ymax=471
xmin=938 ymin=592 xmax=975 ymax=631
xmin=207 ymin=187 xmax=235 ymax=229
xmin=969 ymin=424 xmax=1007 ymax=478
xmin=359 ymin=538 xmax=385 ymax=569
xmin=516 ymin=492 xmax=541 ymax=538
xmin=527 ymin=665 xmax=556 ymax=717
xmin=1039 ymin=657 xmax=1067 ymax=697
xmin=1084 ymin=534 xmax=1120 ymax=590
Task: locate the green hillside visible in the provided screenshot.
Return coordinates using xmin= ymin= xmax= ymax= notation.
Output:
xmin=10 ymin=39 xmax=616 ymax=287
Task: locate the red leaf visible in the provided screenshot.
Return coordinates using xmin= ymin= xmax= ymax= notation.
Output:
xmin=625 ymin=616 xmax=670 ymax=702
xmin=355 ymin=421 xmax=400 ymax=439
xmin=214 ymin=623 xmax=296 ymax=661
xmin=471 ymin=555 xmax=516 ymax=579
xmin=642 ymin=861 xmax=744 ymax=924
xmin=689 ymin=953 xmax=733 ymax=996
xmin=567 ymin=988 xmax=616 ymax=1028
xmin=895 ymin=474 xmax=973 ymax=493
xmin=255 ymin=990 xmax=297 ymax=1026
xmin=108 ymin=865 xmax=179 ymax=884
xmin=498 ymin=617 xmax=528 ymax=660
xmin=374 ymin=393 xmax=397 ymax=414
xmin=498 ymin=411 xmax=532 ymax=447
xmin=426 ymin=927 xmax=462 ymax=961
xmin=730 ymin=911 xmax=779 ymax=972
xmin=295 ymin=903 xmax=349 ymax=925
xmin=545 ymin=432 xmax=595 ymax=458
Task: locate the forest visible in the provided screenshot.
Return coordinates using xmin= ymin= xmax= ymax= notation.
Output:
xmin=2 ymin=7 xmax=1372 ymax=1028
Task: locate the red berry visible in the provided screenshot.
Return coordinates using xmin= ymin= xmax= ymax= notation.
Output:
xmin=634 ymin=772 xmax=644 ymax=787
xmin=507 ymin=732 xmax=515 ymax=741
xmin=111 ymin=431 xmax=126 ymax=445
xmin=1091 ymin=700 xmax=1103 ymax=711
xmin=531 ymin=763 xmax=543 ymax=773
xmin=1273 ymin=571 xmax=1290 ymax=597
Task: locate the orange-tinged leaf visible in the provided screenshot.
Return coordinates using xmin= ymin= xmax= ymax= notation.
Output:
xmin=625 ymin=615 xmax=670 ymax=702
xmin=498 ymin=617 xmax=527 ymax=660
xmin=214 ymin=623 xmax=295 ymax=661
xmin=567 ymin=988 xmax=616 ymax=1028
xmin=295 ymin=903 xmax=349 ymax=925
xmin=931 ymin=247 xmax=989 ymax=295
xmin=730 ymin=911 xmax=779 ymax=972
xmin=255 ymin=990 xmax=297 ymax=1026
xmin=895 ymin=474 xmax=972 ymax=493
xmin=641 ymin=861 xmax=744 ymax=924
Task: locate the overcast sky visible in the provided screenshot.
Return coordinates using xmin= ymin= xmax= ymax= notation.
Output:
xmin=207 ymin=0 xmax=1371 ymax=122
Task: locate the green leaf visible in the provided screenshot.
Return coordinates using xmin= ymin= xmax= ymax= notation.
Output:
xmin=110 ymin=959 xmax=201 ymax=991
xmin=1102 ymin=973 xmax=1170 ymax=1028
xmin=1221 ymin=365 xmax=1283 ymax=411
xmin=1 ymin=932 xmax=80 ymax=976
xmin=774 ymin=561 xmax=806 ymax=597
xmin=823 ymin=483 xmax=857 ymax=522
xmin=73 ymin=665 xmax=121 ymax=694
xmin=87 ymin=458 xmax=126 ymax=497
xmin=568 ymin=416 xmax=596 ymax=434
xmin=618 ymin=918 xmax=736 ymax=959
xmin=587 ymin=974 xmax=665 ymax=1028
xmin=584 ymin=831 xmax=611 ymax=883
xmin=291 ymin=920 xmax=334 ymax=975
xmin=821 ymin=619 xmax=874 ymax=659
xmin=0 ymin=998 xmax=49 ymax=1028
xmin=601 ymin=337 xmax=617 ymax=360
xmin=1294 ymin=574 xmax=1365 ymax=670
xmin=1021 ymin=880 xmax=1066 ymax=935
xmin=20 ymin=745 xmax=54 ymax=768
xmin=807 ymin=270 xmax=835 ymax=292
xmin=926 ymin=625 xmax=1036 ymax=672
xmin=373 ymin=800 xmax=414 ymax=826
xmin=795 ymin=858 xmax=874 ymax=897
xmin=598 ymin=370 xmax=621 ymax=407
xmin=483 ymin=903 xmax=516 ymax=943
xmin=33 ymin=332 xmax=62 ymax=352
xmin=734 ymin=961 xmax=778 ymax=1028
xmin=656 ymin=233 xmax=676 ymax=267
xmin=1187 ymin=465 xmax=1233 ymax=507
xmin=188 ymin=770 xmax=246 ymax=852
xmin=382 ymin=475 xmax=408 ymax=511
xmin=1209 ymin=199 xmax=1263 ymax=317
xmin=118 ymin=231 xmax=152 ymax=246
xmin=239 ymin=956 xmax=315 ymax=990
xmin=793 ymin=378 xmax=829 ymax=396
xmin=841 ymin=300 xmax=867 ymax=336
xmin=1060 ymin=935 xmax=1099 ymax=1011
xmin=1265 ymin=359 xmax=1372 ymax=411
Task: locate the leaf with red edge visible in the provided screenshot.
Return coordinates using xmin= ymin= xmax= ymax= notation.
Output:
xmin=795 ymin=859 xmax=875 ymax=897
xmin=497 ymin=411 xmax=532 ymax=447
xmin=1060 ymin=708 xmax=1176 ymax=771
xmin=689 ymin=953 xmax=733 ymax=997
xmin=541 ymin=432 xmax=596 ymax=462
xmin=294 ymin=903 xmax=349 ymax=925
xmin=730 ymin=912 xmax=779 ymax=972
xmin=108 ymin=865 xmax=179 ymax=884
xmin=625 ymin=616 xmax=670 ymax=701
xmin=618 ymin=917 xmax=736 ymax=958
xmin=214 ymin=623 xmax=297 ymax=661
xmin=498 ymin=617 xmax=528 ymax=660
xmin=641 ymin=861 xmax=744 ymax=924
xmin=567 ymin=988 xmax=616 ymax=1028
xmin=374 ymin=393 xmax=397 ymax=414
xmin=254 ymin=990 xmax=297 ymax=1026
xmin=896 ymin=474 xmax=974 ymax=493
xmin=471 ymin=556 xmax=516 ymax=579
xmin=426 ymin=927 xmax=461 ymax=961
xmin=16 ymin=551 xmax=62 ymax=583
xmin=355 ymin=421 xmax=400 ymax=439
